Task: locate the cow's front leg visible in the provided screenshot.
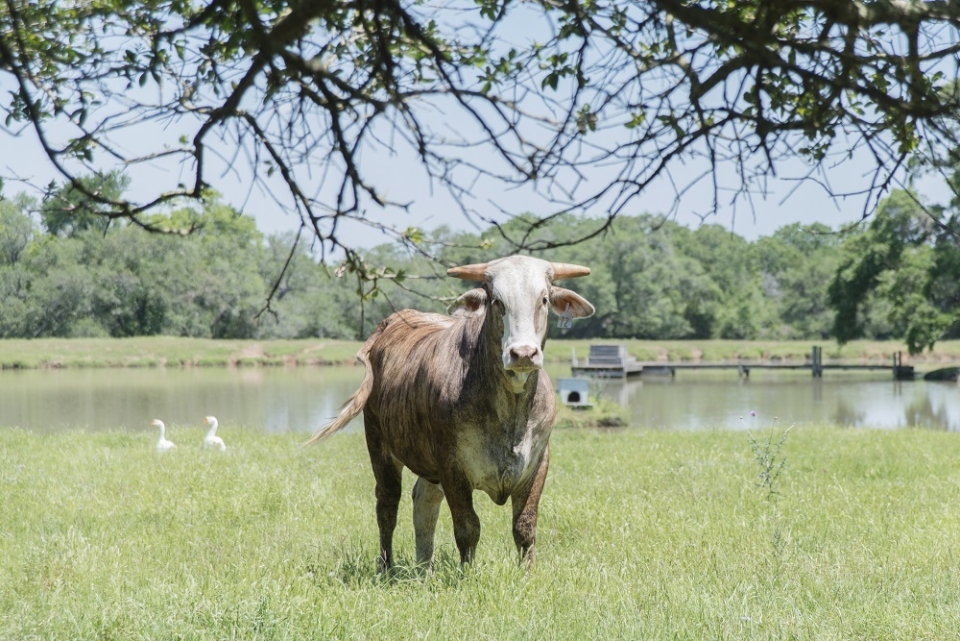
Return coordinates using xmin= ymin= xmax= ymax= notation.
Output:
xmin=511 ymin=444 xmax=549 ymax=570
xmin=442 ymin=474 xmax=480 ymax=566
xmin=412 ymin=477 xmax=445 ymax=568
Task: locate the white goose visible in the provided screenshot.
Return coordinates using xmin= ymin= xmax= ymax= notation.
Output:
xmin=202 ymin=416 xmax=226 ymax=452
xmin=150 ymin=419 xmax=177 ymax=452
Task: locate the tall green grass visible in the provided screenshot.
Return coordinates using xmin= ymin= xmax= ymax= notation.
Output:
xmin=2 ymin=424 xmax=960 ymax=639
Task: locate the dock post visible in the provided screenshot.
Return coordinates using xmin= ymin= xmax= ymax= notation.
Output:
xmin=891 ymin=352 xmax=914 ymax=380
xmin=811 ymin=345 xmax=823 ymax=378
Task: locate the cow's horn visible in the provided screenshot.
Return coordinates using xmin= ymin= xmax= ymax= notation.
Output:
xmin=447 ymin=262 xmax=489 ymax=281
xmin=550 ymin=262 xmax=591 ymax=280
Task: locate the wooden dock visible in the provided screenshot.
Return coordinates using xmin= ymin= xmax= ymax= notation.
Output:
xmin=571 ymin=345 xmax=644 ymax=378
xmin=570 ymin=345 xmax=916 ymax=380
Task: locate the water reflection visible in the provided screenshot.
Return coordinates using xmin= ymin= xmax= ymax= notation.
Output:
xmin=585 ymin=371 xmax=960 ymax=431
xmin=1 ymin=366 xmax=959 ymax=433
xmin=902 ymin=382 xmax=958 ymax=430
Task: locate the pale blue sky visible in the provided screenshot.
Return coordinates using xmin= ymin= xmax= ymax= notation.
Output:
xmin=3 ymin=105 xmax=950 ymax=252
xmin=2 ymin=2 xmax=952 ymax=250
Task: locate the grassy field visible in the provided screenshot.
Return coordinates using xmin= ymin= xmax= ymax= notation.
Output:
xmin=3 ymin=336 xmax=960 ymax=369
xmin=2 ymin=425 xmax=960 ymax=639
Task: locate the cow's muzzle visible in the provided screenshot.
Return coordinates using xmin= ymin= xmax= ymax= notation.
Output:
xmin=504 ymin=344 xmax=543 ymax=371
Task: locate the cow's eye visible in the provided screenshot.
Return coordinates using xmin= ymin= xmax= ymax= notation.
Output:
xmin=542 ymin=296 xmax=549 ymax=306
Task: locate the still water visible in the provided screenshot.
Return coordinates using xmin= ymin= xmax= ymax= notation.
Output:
xmin=1 ymin=365 xmax=959 ymax=433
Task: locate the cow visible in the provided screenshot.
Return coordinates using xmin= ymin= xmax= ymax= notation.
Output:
xmin=306 ymin=255 xmax=594 ymax=570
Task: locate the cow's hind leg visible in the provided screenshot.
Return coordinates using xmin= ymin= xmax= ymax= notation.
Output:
xmin=372 ymin=459 xmax=402 ymax=572
xmin=365 ymin=426 xmax=403 ymax=573
xmin=412 ymin=477 xmax=445 ymax=567
xmin=511 ymin=444 xmax=550 ymax=570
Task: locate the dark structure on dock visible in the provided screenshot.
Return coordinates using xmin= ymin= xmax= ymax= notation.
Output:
xmin=571 ymin=345 xmax=917 ymax=380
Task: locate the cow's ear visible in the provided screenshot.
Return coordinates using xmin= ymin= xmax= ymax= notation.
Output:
xmin=549 ymin=287 xmax=595 ymax=319
xmin=448 ymin=288 xmax=487 ymax=316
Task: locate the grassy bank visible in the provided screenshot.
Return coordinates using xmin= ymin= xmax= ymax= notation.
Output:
xmin=2 ymin=425 xmax=960 ymax=639
xmin=3 ymin=336 xmax=960 ymax=369
xmin=0 ymin=337 xmax=363 ymax=369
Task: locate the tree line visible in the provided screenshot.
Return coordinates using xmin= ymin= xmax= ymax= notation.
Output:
xmin=1 ymin=176 xmax=958 ymax=353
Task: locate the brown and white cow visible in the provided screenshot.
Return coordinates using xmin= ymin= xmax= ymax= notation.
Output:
xmin=307 ymin=255 xmax=594 ymax=570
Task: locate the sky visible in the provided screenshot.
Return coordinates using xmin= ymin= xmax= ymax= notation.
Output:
xmin=5 ymin=119 xmax=949 ymax=251
xmin=1 ymin=2 xmax=954 ymax=252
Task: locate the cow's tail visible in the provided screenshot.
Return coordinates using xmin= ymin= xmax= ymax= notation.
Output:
xmin=303 ymin=340 xmax=376 ymax=446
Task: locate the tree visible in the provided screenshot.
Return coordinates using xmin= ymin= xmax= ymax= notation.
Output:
xmin=756 ymin=223 xmax=839 ymax=339
xmin=545 ymin=216 xmax=723 ymax=339
xmin=828 ymin=189 xmax=960 ymax=353
xmin=0 ymin=193 xmax=36 ymax=335
xmin=3 ymin=0 xmax=960 ymax=287
xmin=0 ymin=181 xmax=283 ymax=339
xmin=671 ymin=224 xmax=774 ymax=339
xmin=39 ymin=172 xmax=130 ymax=237
xmin=0 ymin=192 xmax=33 ymax=264
xmin=149 ymin=197 xmax=268 ymax=338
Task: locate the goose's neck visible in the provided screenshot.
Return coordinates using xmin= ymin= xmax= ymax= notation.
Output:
xmin=206 ymin=422 xmax=218 ymax=438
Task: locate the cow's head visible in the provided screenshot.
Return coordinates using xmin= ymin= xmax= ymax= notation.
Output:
xmin=447 ymin=256 xmax=594 ymax=390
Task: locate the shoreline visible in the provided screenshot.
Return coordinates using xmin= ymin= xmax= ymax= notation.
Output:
xmin=3 ymin=336 xmax=960 ymax=370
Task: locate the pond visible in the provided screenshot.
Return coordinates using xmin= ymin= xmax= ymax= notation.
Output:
xmin=595 ymin=370 xmax=960 ymax=431
xmin=2 ymin=365 xmax=959 ymax=434
xmin=0 ymin=366 xmax=365 ymax=435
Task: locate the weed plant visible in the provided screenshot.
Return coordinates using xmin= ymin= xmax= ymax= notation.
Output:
xmin=746 ymin=420 xmax=792 ymax=502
